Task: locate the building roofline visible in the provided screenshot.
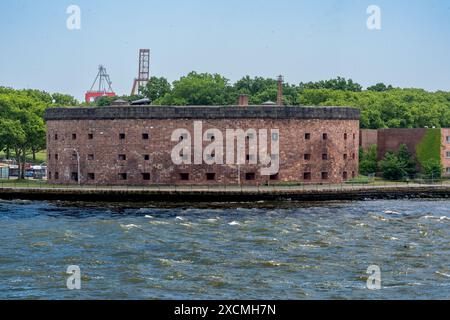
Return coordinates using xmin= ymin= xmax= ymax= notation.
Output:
xmin=44 ymin=105 xmax=360 ymax=121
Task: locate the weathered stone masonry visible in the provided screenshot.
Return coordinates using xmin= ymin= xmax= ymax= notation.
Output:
xmin=45 ymin=105 xmax=360 ymax=185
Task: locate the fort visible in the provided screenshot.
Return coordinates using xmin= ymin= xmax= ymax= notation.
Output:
xmin=44 ymin=104 xmax=360 ymax=185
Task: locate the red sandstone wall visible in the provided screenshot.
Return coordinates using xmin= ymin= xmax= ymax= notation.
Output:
xmin=359 ymin=129 xmax=378 ymax=150
xmin=46 ymin=119 xmax=359 ymax=185
xmin=376 ymin=129 xmax=428 ymax=161
xmin=442 ymin=129 xmax=450 ymax=177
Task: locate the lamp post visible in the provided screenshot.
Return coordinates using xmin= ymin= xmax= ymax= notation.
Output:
xmin=64 ymin=148 xmax=81 ymax=186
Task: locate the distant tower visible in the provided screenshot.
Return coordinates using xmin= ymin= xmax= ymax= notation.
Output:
xmin=85 ymin=65 xmax=116 ymax=104
xmin=277 ymin=75 xmax=284 ymax=106
xmin=131 ymin=49 xmax=150 ymax=95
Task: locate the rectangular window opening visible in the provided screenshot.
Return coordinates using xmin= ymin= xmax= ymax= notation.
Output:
xmin=142 ymin=173 xmax=151 ymax=181
xmin=180 ymin=173 xmax=190 ymax=181
xmin=245 ymin=172 xmax=256 ymax=181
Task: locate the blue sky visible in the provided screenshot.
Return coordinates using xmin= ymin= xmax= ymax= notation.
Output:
xmin=1 ymin=0 xmax=450 ymax=100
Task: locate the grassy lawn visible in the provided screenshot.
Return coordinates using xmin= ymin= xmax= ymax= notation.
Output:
xmin=0 ymin=150 xmax=47 ymax=164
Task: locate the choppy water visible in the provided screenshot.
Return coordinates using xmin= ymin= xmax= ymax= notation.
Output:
xmin=0 ymin=199 xmax=449 ymax=300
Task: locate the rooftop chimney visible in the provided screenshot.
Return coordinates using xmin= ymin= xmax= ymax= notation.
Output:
xmin=238 ymin=94 xmax=249 ymax=107
xmin=277 ymin=75 xmax=284 ymax=106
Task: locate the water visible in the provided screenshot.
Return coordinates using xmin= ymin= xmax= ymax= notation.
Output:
xmin=0 ymin=199 xmax=449 ymax=300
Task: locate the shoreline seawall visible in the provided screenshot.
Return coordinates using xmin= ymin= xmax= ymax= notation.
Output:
xmin=0 ymin=184 xmax=449 ymax=203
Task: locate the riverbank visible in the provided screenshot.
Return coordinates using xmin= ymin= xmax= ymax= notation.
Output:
xmin=0 ymin=183 xmax=449 ymax=203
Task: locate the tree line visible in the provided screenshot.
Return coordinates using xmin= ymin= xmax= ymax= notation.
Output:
xmin=0 ymin=87 xmax=77 ymax=178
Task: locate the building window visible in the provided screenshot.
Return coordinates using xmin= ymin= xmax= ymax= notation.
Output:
xmin=247 ymin=133 xmax=255 ymax=140
xmin=118 ymin=173 xmax=127 ymax=180
xmin=54 ymin=134 xmax=58 ymax=140
xmin=322 ymin=172 xmax=329 ymax=180
xmin=343 ymin=154 xmax=348 ymax=160
xmin=446 ymin=168 xmax=450 ymax=174
xmin=322 ymin=154 xmax=328 ymax=160
xmin=246 ymin=154 xmax=255 ymax=162
xmin=119 ymin=133 xmax=126 ymax=140
xmin=72 ymin=134 xmax=77 ymax=140
xmin=71 ymin=153 xmax=77 ymax=161
xmin=180 ymin=173 xmax=189 ymax=181
xmin=352 ymin=171 xmax=356 ymax=178
xmin=55 ymin=154 xmax=59 ymax=160
xmin=142 ymin=173 xmax=151 ymax=181
xmin=305 ymin=133 xmax=311 ymax=140
xmin=353 ymin=133 xmax=356 ymax=140
xmin=54 ymin=172 xmax=59 ymax=180
xmin=144 ymin=155 xmax=150 ymax=161
xmin=88 ymin=154 xmax=95 ymax=160
xmin=48 ymin=172 xmax=52 ymax=180
xmin=344 ymin=133 xmax=348 ymax=140
xmin=48 ymin=154 xmax=51 ymax=160
xmin=142 ymin=133 xmax=149 ymax=140
xmin=304 ymin=172 xmax=312 ymax=180
xmin=343 ymin=171 xmax=348 ymax=180
xmin=323 ymin=133 xmax=328 ymax=140
xmin=352 ymin=153 xmax=356 ymax=160
xmin=118 ymin=154 xmax=127 ymax=161
xmin=270 ymin=173 xmax=279 ymax=181
xmin=206 ymin=173 xmax=216 ymax=181
xmin=446 ymin=151 xmax=450 ymax=159
xmin=245 ymin=172 xmax=256 ymax=181
xmin=88 ymin=173 xmax=95 ymax=180
xmin=71 ymin=172 xmax=78 ymax=181
xmin=88 ymin=134 xmax=94 ymax=140
xmin=304 ymin=154 xmax=311 ymax=161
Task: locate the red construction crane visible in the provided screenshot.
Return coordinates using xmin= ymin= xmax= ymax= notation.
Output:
xmin=131 ymin=49 xmax=150 ymax=96
xmin=85 ymin=65 xmax=116 ymax=103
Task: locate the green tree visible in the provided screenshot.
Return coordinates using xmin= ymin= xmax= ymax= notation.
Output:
xmin=141 ymin=77 xmax=172 ymax=103
xmin=379 ymin=152 xmax=408 ymax=181
xmin=299 ymin=77 xmax=362 ymax=92
xmin=422 ymin=159 xmax=443 ymax=180
xmin=154 ymin=72 xmax=236 ymax=105
xmin=51 ymin=93 xmax=78 ymax=106
xmin=367 ymin=83 xmax=394 ymax=92
xmin=359 ymin=145 xmax=378 ymax=175
xmin=397 ymin=144 xmax=417 ymax=177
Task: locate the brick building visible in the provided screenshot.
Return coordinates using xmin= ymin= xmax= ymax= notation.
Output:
xmin=360 ymin=128 xmax=450 ymax=177
xmin=45 ymin=105 xmax=360 ymax=185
